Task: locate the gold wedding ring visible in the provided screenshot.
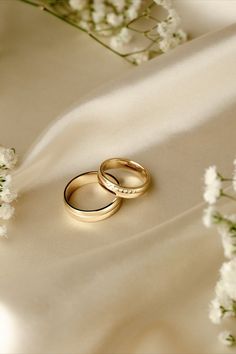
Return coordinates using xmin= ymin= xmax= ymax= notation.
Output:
xmin=98 ymin=158 xmax=151 ymax=199
xmin=64 ymin=171 xmax=122 ymax=222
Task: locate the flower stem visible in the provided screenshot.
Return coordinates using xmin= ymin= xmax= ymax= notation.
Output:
xmin=221 ymin=192 xmax=236 ymax=202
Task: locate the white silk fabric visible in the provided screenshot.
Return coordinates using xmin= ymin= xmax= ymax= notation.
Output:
xmin=1 ymin=1 xmax=236 ymax=353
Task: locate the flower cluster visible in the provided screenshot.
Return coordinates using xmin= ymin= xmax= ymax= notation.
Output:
xmin=68 ymin=0 xmax=187 ymax=64
xmin=69 ymin=0 xmax=143 ymax=33
xmin=155 ymin=0 xmax=187 ymax=53
xmin=203 ymin=160 xmax=236 ymax=346
xmin=203 ymin=166 xmax=222 ymax=205
xmin=0 ymin=147 xmax=17 ymax=238
xmin=20 ymin=0 xmax=187 ymax=65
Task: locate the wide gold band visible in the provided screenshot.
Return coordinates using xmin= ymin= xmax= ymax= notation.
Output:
xmin=64 ymin=171 xmax=122 ymax=222
xmin=98 ymin=158 xmax=151 ymax=199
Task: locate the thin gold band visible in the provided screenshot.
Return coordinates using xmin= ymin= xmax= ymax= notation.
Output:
xmin=64 ymin=171 xmax=122 ymax=222
xmin=98 ymin=158 xmax=151 ymax=199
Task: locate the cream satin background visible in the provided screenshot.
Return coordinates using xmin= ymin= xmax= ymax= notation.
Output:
xmin=1 ymin=1 xmax=236 ymax=354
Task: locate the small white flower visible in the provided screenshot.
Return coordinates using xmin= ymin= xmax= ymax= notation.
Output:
xmin=219 ymin=331 xmax=235 ymax=347
xmin=107 ymin=13 xmax=124 ymax=27
xmin=93 ymin=2 xmax=106 ymax=13
xmin=110 ymin=27 xmax=133 ymax=49
xmin=217 ymin=221 xmax=236 ymax=258
xmin=157 ymin=22 xmax=172 ymax=37
xmin=209 ymin=298 xmax=223 ymax=324
xmin=130 ymin=51 xmax=149 ymax=65
xmin=204 ymin=166 xmax=219 ymax=185
xmin=0 ymin=203 xmax=15 ymax=220
xmin=215 ymin=280 xmax=235 ymax=312
xmin=0 ymin=147 xmax=17 ymax=170
xmin=222 ymin=234 xmax=236 ymax=259
xmin=220 ymin=260 xmax=236 ymax=300
xmin=159 ymin=36 xmax=171 ymax=53
xmin=79 ymin=20 xmax=92 ymax=31
xmin=0 ymin=225 xmax=7 ymax=238
xmin=159 ymin=35 xmax=179 ymax=53
xmin=202 ymin=206 xmax=217 ymax=228
xmin=0 ymin=174 xmax=12 ymax=186
xmin=92 ymin=11 xmax=104 ymax=23
xmin=154 ymin=0 xmax=172 ymax=9
xmin=69 ymin=0 xmax=87 ymax=11
xmin=203 ymin=166 xmax=222 ymax=205
xmin=203 ymin=186 xmax=221 ymax=205
xmin=110 ymin=0 xmax=126 ymax=13
xmin=0 ymin=188 xmax=17 ymax=204
xmin=110 ymin=36 xmax=121 ymax=50
xmin=119 ymin=27 xmax=133 ymax=43
xmin=167 ymin=9 xmax=181 ymax=30
xmin=176 ymin=29 xmax=187 ymax=42
xmin=126 ymin=6 xmax=138 ymax=21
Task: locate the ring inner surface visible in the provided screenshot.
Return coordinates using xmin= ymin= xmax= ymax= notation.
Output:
xmin=65 ymin=172 xmax=118 ymax=211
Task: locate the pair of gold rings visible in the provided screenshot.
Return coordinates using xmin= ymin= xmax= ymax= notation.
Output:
xmin=64 ymin=158 xmax=151 ymax=222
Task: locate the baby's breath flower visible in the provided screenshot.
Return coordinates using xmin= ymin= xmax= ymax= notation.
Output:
xmin=176 ymin=29 xmax=187 ymax=42
xmin=159 ymin=35 xmax=178 ymax=53
xmin=0 ymin=147 xmax=17 ymax=170
xmin=93 ymin=2 xmax=105 ymax=13
xmin=217 ymin=220 xmax=236 ymax=258
xmin=92 ymin=10 xmax=104 ymax=24
xmin=167 ymin=8 xmax=181 ymax=30
xmin=209 ymin=298 xmax=223 ymax=324
xmin=0 ymin=146 xmax=17 ymax=239
xmin=110 ymin=27 xmax=133 ymax=49
xmin=203 ymin=159 xmax=236 ymax=344
xmin=65 ymin=0 xmax=186 ymax=64
xmin=0 ymin=188 xmax=17 ymax=204
xmin=156 ymin=0 xmax=187 ymax=54
xmin=69 ymin=0 xmax=87 ymax=11
xmin=209 ymin=284 xmax=236 ymax=324
xmin=220 ymin=260 xmax=236 ymax=300
xmin=129 ymin=51 xmax=149 ymax=65
xmin=0 ymin=225 xmax=7 ymax=238
xmin=0 ymin=174 xmax=12 ymax=186
xmin=203 ymin=186 xmax=221 ymax=204
xmin=126 ymin=6 xmax=138 ymax=21
xmin=154 ymin=0 xmax=172 ymax=9
xmin=204 ymin=166 xmax=219 ymax=185
xmin=203 ymin=166 xmax=222 ymax=205
xmin=215 ymin=280 xmax=234 ymax=311
xmin=0 ymin=203 xmax=15 ymax=220
xmin=111 ymin=0 xmax=126 ymax=13
xmin=202 ymin=206 xmax=218 ymax=228
xmin=157 ymin=22 xmax=170 ymax=37
xmin=221 ymin=233 xmax=236 ymax=259
xmin=79 ymin=20 xmax=92 ymax=31
xmin=219 ymin=331 xmax=236 ymax=347
xmin=158 ymin=27 xmax=187 ymax=53
xmin=107 ymin=13 xmax=124 ymax=27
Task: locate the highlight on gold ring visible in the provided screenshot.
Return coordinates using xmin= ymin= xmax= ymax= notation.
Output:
xmin=64 ymin=171 xmax=122 ymax=222
xmin=98 ymin=158 xmax=151 ymax=199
